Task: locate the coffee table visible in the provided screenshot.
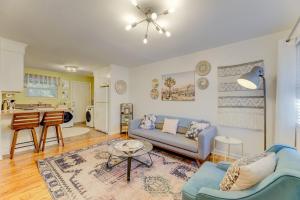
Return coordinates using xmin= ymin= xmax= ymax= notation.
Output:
xmin=106 ymin=139 xmax=153 ymax=181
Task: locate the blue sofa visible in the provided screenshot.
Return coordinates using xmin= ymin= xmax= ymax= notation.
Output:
xmin=182 ymin=145 xmax=300 ymax=200
xmin=128 ymin=115 xmax=217 ymax=162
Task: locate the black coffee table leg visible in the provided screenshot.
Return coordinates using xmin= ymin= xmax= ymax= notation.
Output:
xmin=127 ymin=157 xmax=132 ymax=181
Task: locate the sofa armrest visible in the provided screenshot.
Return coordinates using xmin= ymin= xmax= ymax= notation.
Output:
xmin=129 ymin=119 xmax=141 ymax=131
xmin=266 ymin=144 xmax=295 ymax=153
xmin=198 ymin=126 xmax=217 ymax=160
xmin=196 ymin=187 xmax=248 ymax=200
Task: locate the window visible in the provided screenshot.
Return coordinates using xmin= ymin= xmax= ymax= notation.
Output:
xmin=24 ymin=74 xmax=59 ymax=98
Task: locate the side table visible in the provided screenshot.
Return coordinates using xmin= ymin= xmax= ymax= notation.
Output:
xmin=213 ymin=136 xmax=243 ymax=162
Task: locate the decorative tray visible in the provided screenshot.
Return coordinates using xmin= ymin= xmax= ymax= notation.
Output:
xmin=114 ymin=140 xmax=144 ymax=153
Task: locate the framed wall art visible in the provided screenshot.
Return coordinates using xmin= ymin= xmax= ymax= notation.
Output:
xmin=161 ymin=71 xmax=195 ymax=101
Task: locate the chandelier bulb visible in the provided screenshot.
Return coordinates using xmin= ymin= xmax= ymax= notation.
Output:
xmin=143 ymin=38 xmax=148 ymax=44
xmin=165 ymin=31 xmax=171 ymax=37
xmin=168 ymin=8 xmax=175 ymax=13
xmin=151 ymin=12 xmax=158 ymax=20
xmin=125 ymin=25 xmax=132 ymax=31
xmin=131 ymin=0 xmax=138 ymax=6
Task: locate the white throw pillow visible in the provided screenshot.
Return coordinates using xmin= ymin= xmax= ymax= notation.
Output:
xmin=231 ymin=152 xmax=276 ymax=191
xmin=220 ymin=152 xmax=276 ymax=191
xmin=162 ymin=118 xmax=179 ymax=134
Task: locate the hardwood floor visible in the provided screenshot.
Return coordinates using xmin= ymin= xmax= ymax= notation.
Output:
xmin=0 ymin=128 xmax=232 ymax=200
xmin=0 ymin=128 xmax=123 ymax=200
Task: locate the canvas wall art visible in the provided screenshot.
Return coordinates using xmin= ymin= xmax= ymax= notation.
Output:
xmin=217 ymin=60 xmax=264 ymax=130
xmin=161 ymin=71 xmax=195 ymax=101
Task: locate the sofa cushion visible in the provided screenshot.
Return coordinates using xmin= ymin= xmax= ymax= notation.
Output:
xmin=130 ymin=128 xmax=198 ymax=153
xmin=177 ymin=126 xmax=189 ymax=134
xmin=155 ymin=123 xmax=163 ymax=130
xmin=182 ymin=162 xmax=226 ymax=200
xmin=155 ymin=123 xmax=189 ymax=134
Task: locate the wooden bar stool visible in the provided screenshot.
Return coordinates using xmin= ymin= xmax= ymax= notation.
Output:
xmin=10 ymin=112 xmax=40 ymax=159
xmin=39 ymin=111 xmax=64 ymax=152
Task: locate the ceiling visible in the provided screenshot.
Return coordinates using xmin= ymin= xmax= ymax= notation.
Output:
xmin=0 ymin=0 xmax=299 ymax=73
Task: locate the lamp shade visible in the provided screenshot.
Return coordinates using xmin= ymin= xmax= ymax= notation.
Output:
xmin=237 ymin=66 xmax=264 ymax=90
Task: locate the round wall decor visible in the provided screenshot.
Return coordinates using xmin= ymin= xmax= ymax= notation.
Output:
xmin=196 ymin=60 xmax=211 ymax=76
xmin=197 ymin=78 xmax=209 ymax=90
xmin=115 ymin=80 xmax=127 ymax=95
xmin=150 ymin=88 xmax=159 ymax=99
xmin=152 ymin=78 xmax=159 ymax=89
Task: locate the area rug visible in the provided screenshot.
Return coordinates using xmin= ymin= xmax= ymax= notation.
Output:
xmin=62 ymin=127 xmax=90 ymax=137
xmin=38 ymin=140 xmax=198 ymax=200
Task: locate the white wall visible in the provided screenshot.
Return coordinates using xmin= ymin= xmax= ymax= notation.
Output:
xmin=129 ymin=31 xmax=288 ymax=156
xmin=109 ymin=65 xmax=129 ymax=133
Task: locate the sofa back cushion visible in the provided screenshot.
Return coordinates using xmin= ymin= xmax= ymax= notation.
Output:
xmin=154 ymin=115 xmax=210 ymax=134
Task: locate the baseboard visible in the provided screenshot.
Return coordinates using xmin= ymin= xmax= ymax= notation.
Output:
xmin=108 ymin=132 xmax=120 ymax=135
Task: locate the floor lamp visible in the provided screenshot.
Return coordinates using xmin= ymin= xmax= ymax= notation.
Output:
xmin=237 ymin=66 xmax=267 ymax=150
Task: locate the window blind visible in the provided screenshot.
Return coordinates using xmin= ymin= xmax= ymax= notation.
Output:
xmin=296 ymin=43 xmax=300 ymax=125
xmin=24 ymin=73 xmax=60 ymax=98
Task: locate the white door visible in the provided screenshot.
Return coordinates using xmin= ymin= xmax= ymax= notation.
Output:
xmin=71 ymin=81 xmax=91 ymax=123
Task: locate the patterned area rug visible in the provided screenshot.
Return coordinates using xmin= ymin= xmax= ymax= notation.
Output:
xmin=38 ymin=140 xmax=198 ymax=200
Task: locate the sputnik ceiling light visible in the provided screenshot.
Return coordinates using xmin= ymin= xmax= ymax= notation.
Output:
xmin=125 ymin=0 xmax=175 ymax=44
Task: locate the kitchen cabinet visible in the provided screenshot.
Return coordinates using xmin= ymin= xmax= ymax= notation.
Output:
xmin=0 ymin=37 xmax=27 ymax=92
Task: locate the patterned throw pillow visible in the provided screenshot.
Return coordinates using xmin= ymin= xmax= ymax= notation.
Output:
xmin=140 ymin=114 xmax=156 ymax=130
xmin=185 ymin=121 xmax=210 ymax=140
xmin=219 ymin=152 xmax=276 ymax=191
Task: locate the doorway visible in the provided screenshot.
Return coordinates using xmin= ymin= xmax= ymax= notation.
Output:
xmin=71 ymin=81 xmax=91 ymax=123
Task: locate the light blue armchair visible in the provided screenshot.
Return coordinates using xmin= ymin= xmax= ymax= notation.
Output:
xmin=182 ymin=145 xmax=300 ymax=200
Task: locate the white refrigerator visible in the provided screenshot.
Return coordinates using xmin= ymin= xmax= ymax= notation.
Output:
xmin=94 ymin=85 xmax=109 ymax=133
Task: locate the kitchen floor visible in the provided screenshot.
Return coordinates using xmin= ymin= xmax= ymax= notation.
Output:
xmin=0 ymin=127 xmax=123 ymax=200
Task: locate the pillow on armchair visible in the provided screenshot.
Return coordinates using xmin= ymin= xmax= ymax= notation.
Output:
xmin=220 ymin=152 xmax=276 ymax=191
xmin=140 ymin=114 xmax=156 ymax=130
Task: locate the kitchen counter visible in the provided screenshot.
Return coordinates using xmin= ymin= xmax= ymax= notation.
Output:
xmin=1 ymin=107 xmax=69 ymax=116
